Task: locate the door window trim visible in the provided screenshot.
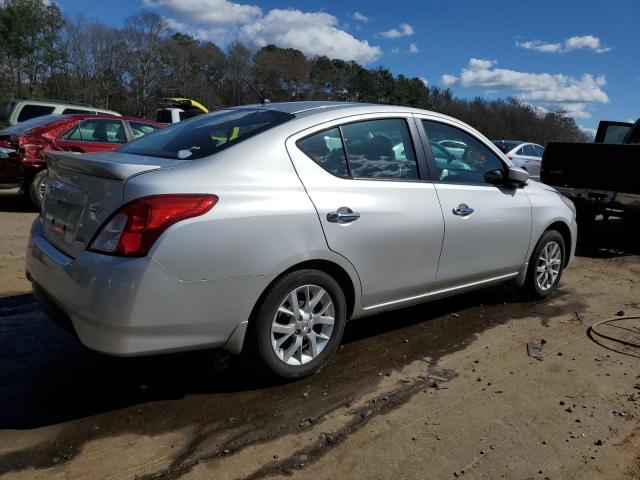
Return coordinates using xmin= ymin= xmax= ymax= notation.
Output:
xmin=294 ymin=115 xmax=431 ymax=183
xmin=414 ymin=115 xmax=510 ymax=187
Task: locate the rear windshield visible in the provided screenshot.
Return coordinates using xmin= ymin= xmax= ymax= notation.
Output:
xmin=0 ymin=114 xmax=61 ymax=135
xmin=492 ymin=141 xmax=521 ymax=153
xmin=17 ymin=104 xmax=56 ymax=122
xmin=119 ymin=109 xmax=294 ymax=160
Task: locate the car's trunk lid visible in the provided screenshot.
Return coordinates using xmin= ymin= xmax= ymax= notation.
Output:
xmin=41 ymin=150 xmax=186 ymax=258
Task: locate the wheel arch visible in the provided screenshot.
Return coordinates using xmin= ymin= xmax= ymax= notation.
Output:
xmin=544 ymin=220 xmax=572 ymax=267
xmin=252 ymin=259 xmax=357 ymax=323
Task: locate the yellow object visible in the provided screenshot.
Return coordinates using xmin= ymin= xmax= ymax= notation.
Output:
xmin=161 ymin=98 xmax=209 ymax=113
xmin=211 ymin=127 xmax=240 ymax=145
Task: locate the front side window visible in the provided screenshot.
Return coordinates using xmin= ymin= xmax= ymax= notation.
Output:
xmin=533 ymin=145 xmax=544 ymax=157
xmin=17 ymin=104 xmax=55 ymax=122
xmin=62 ymin=119 xmax=126 ymax=143
xmin=341 ymin=119 xmax=418 ymax=180
xmin=422 ymin=120 xmax=505 ymax=184
xmin=119 ymin=109 xmax=294 ymax=160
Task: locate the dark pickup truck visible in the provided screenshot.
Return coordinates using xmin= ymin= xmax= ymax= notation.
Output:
xmin=541 ymin=119 xmax=640 ymax=225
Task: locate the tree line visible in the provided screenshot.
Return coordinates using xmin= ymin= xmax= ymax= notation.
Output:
xmin=0 ymin=0 xmax=589 ymax=144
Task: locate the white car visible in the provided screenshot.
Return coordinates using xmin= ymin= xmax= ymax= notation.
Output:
xmin=492 ymin=140 xmax=544 ymax=179
xmin=27 ymin=102 xmax=576 ymax=379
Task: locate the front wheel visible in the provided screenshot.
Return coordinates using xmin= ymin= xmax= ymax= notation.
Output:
xmin=246 ymin=270 xmax=346 ymax=379
xmin=524 ymin=230 xmax=566 ymax=299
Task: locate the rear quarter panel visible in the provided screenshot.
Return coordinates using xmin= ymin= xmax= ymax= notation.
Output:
xmin=124 ymin=135 xmax=359 ymax=286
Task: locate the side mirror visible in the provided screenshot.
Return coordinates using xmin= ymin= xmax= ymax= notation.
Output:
xmin=506 ymin=166 xmax=529 ymax=186
xmin=484 ymin=169 xmax=505 ymax=185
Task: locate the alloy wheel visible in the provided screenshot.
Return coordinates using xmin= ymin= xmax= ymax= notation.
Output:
xmin=271 ymin=284 xmax=335 ymax=366
xmin=535 ymin=240 xmax=562 ymax=291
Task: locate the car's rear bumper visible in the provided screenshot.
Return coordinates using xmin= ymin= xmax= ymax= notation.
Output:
xmin=26 ymin=219 xmax=269 ymax=356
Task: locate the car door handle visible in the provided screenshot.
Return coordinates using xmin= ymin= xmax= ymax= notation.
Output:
xmin=327 ymin=207 xmax=361 ymax=224
xmin=452 ymin=204 xmax=474 ymax=216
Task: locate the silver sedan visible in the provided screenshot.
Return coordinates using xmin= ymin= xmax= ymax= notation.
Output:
xmin=26 ymin=102 xmax=577 ymax=378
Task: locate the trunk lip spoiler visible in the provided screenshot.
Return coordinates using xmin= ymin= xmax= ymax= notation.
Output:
xmin=42 ymin=150 xmax=164 ymax=181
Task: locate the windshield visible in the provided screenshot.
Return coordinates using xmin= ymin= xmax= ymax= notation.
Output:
xmin=119 ymin=109 xmax=294 ymax=160
xmin=0 ymin=113 xmax=61 ymax=135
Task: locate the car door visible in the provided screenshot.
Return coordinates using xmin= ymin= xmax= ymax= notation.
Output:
xmin=286 ymin=115 xmax=445 ymax=309
xmin=55 ymin=118 xmax=128 ymax=153
xmin=418 ymin=118 xmax=532 ymax=289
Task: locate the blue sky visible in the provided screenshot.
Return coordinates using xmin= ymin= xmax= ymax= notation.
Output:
xmin=57 ymin=0 xmax=639 ymax=132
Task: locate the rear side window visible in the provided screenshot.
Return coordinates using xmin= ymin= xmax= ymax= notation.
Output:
xmin=297 ymin=118 xmax=419 ymax=181
xmin=522 ymin=144 xmax=536 ymax=156
xmin=62 ymin=119 xmax=127 ymax=143
xmin=62 ymin=108 xmax=91 ymax=115
xmin=603 ymin=125 xmax=630 ymax=144
xmin=298 ymin=128 xmax=349 ymax=177
xmin=119 ymin=109 xmax=294 ymax=160
xmin=129 ymin=121 xmax=161 ymax=139
xmin=17 ymin=105 xmax=55 ymax=122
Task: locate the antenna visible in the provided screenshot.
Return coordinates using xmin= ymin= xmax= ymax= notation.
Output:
xmin=242 ymin=78 xmax=270 ymax=105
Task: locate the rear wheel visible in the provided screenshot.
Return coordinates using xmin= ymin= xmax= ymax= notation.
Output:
xmin=247 ymin=269 xmax=346 ymax=379
xmin=524 ymin=230 xmax=566 ymax=299
xmin=28 ymin=169 xmax=47 ymax=208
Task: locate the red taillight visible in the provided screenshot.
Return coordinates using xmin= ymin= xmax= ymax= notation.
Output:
xmin=89 ymin=194 xmax=218 ymax=257
xmin=507 ymin=156 xmax=513 ymax=160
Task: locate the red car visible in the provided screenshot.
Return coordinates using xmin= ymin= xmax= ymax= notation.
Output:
xmin=0 ymin=114 xmax=164 ymax=206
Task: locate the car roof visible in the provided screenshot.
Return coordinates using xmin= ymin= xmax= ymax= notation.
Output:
xmin=228 ymin=101 xmax=474 ymax=128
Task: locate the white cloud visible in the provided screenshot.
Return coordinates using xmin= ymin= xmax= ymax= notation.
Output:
xmin=238 ymin=9 xmax=381 ymax=64
xmin=353 ymin=11 xmax=369 ymax=22
xmin=441 ymin=58 xmax=608 ymax=119
xmin=441 ymin=74 xmax=458 ymax=86
xmin=144 ymin=0 xmax=381 ymax=64
xmin=143 ymin=0 xmax=261 ymax=26
xmin=380 ymin=23 xmax=414 ymax=39
xmin=419 ymin=77 xmax=429 ymax=87
xmin=517 ymin=35 xmax=611 ymax=54
xmin=408 ymin=43 xmax=419 ymax=54
xmin=579 ymin=125 xmax=597 ymax=139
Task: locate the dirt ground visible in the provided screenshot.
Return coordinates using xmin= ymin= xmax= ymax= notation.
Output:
xmin=1 ymin=191 xmax=640 ymax=480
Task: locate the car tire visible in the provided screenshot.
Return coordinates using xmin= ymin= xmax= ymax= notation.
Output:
xmin=524 ymin=230 xmax=566 ymax=299
xmin=246 ymin=269 xmax=347 ymax=379
xmin=28 ymin=170 xmax=47 ymax=208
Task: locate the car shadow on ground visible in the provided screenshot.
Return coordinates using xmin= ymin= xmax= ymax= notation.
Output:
xmin=0 ymin=280 xmax=582 ymax=432
xmin=0 ymin=191 xmax=38 ymax=213
xmin=576 ymin=218 xmax=640 ymax=258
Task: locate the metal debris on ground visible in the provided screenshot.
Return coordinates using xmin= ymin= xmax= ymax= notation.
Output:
xmin=527 ymin=340 xmax=546 ymax=361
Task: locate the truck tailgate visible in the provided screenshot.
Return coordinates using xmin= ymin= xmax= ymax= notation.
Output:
xmin=541 ymin=142 xmax=640 ymax=194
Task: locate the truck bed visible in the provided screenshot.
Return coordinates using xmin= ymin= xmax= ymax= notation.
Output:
xmin=541 ymin=142 xmax=640 ymax=195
